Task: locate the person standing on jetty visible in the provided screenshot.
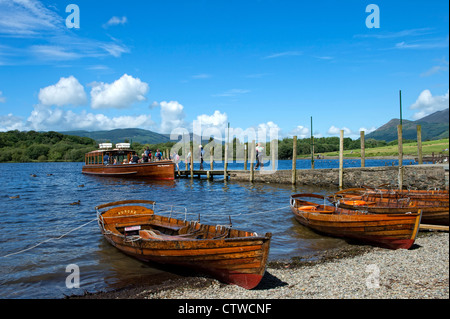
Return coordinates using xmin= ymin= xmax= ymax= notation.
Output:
xmin=172 ymin=151 xmax=180 ymax=171
xmin=255 ymin=143 xmax=264 ymax=170
xmin=199 ymin=145 xmax=205 ymax=170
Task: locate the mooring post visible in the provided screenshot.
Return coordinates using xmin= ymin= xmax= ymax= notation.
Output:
xmin=224 ymin=122 xmax=229 ymax=180
xmin=339 ymin=130 xmax=344 ymax=189
xmin=398 ymin=124 xmax=403 ymax=190
xmin=271 ymin=139 xmax=276 ymax=171
xmin=184 ymin=134 xmax=188 ymax=170
xmin=292 ymin=136 xmax=297 ymax=185
xmin=417 ymin=125 xmax=423 ymax=164
xmin=310 ymin=117 xmax=315 ymax=169
xmin=190 ymin=142 xmax=194 ymax=179
xmin=244 ymin=143 xmax=248 ymax=170
xmin=360 ymin=130 xmax=365 ymax=167
xmin=250 ymin=140 xmax=255 ymax=183
xmin=210 ymin=143 xmax=214 ymax=171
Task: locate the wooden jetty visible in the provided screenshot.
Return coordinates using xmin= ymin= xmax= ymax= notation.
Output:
xmin=176 ymin=169 xmax=230 ymax=180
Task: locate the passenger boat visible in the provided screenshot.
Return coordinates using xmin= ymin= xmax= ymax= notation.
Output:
xmin=82 ymin=143 xmax=175 ymax=180
xmin=290 ymin=194 xmax=422 ymax=250
xmin=328 ymin=190 xmax=448 ymax=226
xmin=96 ymin=199 xmax=272 ymax=289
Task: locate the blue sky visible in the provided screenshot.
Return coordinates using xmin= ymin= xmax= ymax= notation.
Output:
xmin=0 ymin=0 xmax=448 ymax=141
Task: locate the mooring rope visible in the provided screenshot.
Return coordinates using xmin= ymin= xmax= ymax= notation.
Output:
xmin=1 ymin=218 xmax=98 ymax=258
xmin=1 ymin=205 xmax=291 ymax=258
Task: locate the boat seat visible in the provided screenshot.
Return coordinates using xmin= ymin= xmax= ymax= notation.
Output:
xmin=149 ymin=220 xmax=186 ymax=231
xmin=139 ymin=229 xmax=195 ymax=241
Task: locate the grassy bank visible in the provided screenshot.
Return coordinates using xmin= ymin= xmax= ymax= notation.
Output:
xmin=320 ymin=138 xmax=449 ymax=158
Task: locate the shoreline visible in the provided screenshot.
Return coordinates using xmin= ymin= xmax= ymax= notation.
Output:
xmin=69 ymin=232 xmax=449 ymax=300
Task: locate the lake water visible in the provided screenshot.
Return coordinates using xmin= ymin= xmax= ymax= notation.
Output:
xmin=0 ymin=159 xmax=423 ymax=299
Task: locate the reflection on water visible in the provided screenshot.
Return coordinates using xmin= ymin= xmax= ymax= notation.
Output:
xmin=0 ymin=161 xmax=369 ymax=298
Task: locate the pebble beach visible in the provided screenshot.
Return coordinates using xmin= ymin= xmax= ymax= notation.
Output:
xmin=77 ymin=232 xmax=449 ymax=300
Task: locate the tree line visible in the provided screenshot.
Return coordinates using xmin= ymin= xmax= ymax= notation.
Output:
xmin=0 ymin=130 xmax=97 ymax=162
xmin=0 ymin=130 xmax=415 ymax=163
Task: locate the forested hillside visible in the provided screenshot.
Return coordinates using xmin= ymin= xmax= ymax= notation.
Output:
xmin=0 ymin=130 xmax=97 ymax=162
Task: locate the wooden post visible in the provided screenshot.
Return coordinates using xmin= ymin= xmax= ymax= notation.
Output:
xmin=292 ymin=136 xmax=297 ymax=185
xmin=210 ymin=143 xmax=214 ymax=171
xmin=250 ymin=140 xmax=255 ymax=183
xmin=310 ymin=116 xmax=314 ymax=169
xmin=184 ymin=134 xmax=188 ymax=170
xmin=224 ymin=143 xmax=228 ymax=181
xmin=360 ymin=131 xmax=365 ymax=167
xmin=271 ymin=139 xmax=276 ymax=171
xmin=224 ymin=122 xmax=229 ymax=180
xmin=189 ymin=142 xmax=194 ymax=179
xmin=398 ymin=124 xmax=403 ymax=190
xmin=417 ymin=125 xmax=423 ymax=164
xmin=244 ymin=143 xmax=248 ymax=170
xmin=339 ymin=130 xmax=344 ymax=189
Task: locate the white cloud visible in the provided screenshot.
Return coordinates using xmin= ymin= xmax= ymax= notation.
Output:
xmin=0 ymin=113 xmax=26 ymax=131
xmin=38 ymin=76 xmax=87 ymax=106
xmin=192 ymin=74 xmax=211 ymax=79
xmin=213 ymin=89 xmax=250 ymax=97
xmin=359 ymin=126 xmax=377 ymax=134
xmin=0 ymin=90 xmax=5 ymax=103
xmin=90 ymin=74 xmax=149 ymax=109
xmin=327 ymin=125 xmax=352 ymax=136
xmin=195 ymin=110 xmax=228 ymax=131
xmin=100 ymin=43 xmax=130 ymax=57
xmin=410 ymin=89 xmax=449 ymax=120
xmin=103 ymin=16 xmax=127 ymax=28
xmin=257 ymin=121 xmax=281 ymax=140
xmin=420 ymin=65 xmax=448 ymax=77
xmin=0 ymin=1 xmax=130 ymax=62
xmin=0 ymin=0 xmax=63 ymax=36
xmin=263 ymin=51 xmax=303 ymax=59
xmin=288 ymin=125 xmax=310 ymax=138
xmin=159 ymin=101 xmax=186 ymax=133
xmin=26 ymin=104 xmax=153 ymax=131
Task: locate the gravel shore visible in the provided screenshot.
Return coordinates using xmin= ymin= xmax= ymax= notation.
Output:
xmin=75 ymin=232 xmax=449 ymax=300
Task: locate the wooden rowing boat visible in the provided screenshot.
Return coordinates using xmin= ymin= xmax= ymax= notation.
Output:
xmin=290 ymin=194 xmax=422 ymax=250
xmin=328 ymin=191 xmax=448 ymax=226
xmin=96 ymin=200 xmax=272 ymax=289
xmin=331 ymin=187 xmax=449 ymax=201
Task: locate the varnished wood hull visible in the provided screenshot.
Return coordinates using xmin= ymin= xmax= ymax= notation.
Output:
xmin=96 ymin=200 xmax=271 ymax=289
xmin=290 ymin=194 xmax=422 ymax=250
xmin=328 ymin=192 xmax=448 ymax=226
xmin=82 ymin=161 xmax=175 ymax=180
xmin=332 ymin=187 xmax=449 ymax=201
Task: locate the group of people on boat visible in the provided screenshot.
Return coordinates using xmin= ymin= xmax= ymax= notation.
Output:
xmin=102 ymin=147 xmax=169 ymax=165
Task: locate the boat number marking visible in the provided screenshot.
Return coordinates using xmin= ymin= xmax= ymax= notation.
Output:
xmin=117 ymin=210 xmax=137 ymax=215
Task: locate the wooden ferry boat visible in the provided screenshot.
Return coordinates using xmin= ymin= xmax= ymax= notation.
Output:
xmin=328 ymin=190 xmax=448 ymax=226
xmin=82 ymin=143 xmax=175 ymax=180
xmin=96 ymin=199 xmax=272 ymax=289
xmin=290 ymin=194 xmax=422 ymax=250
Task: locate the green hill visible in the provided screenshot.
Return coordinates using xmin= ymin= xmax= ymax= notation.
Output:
xmin=61 ymin=128 xmax=171 ymax=144
xmin=366 ymin=108 xmax=449 ymax=142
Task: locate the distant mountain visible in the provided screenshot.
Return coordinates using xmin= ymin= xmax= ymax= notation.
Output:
xmin=366 ymin=108 xmax=449 ymax=142
xmin=61 ymin=128 xmax=218 ymax=146
xmin=61 ymin=128 xmax=171 ymax=144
